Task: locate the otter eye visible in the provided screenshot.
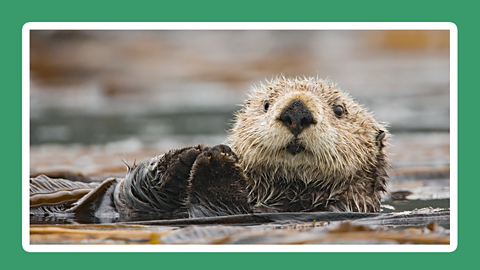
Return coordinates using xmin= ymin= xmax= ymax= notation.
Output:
xmin=264 ymin=101 xmax=270 ymax=112
xmin=334 ymin=105 xmax=344 ymax=118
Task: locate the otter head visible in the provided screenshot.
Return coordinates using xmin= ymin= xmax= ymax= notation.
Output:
xmin=228 ymin=76 xmax=388 ymax=187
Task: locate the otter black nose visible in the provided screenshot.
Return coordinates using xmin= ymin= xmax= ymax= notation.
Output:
xmin=280 ymin=99 xmax=314 ymax=137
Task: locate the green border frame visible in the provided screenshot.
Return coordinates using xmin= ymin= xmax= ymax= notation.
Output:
xmin=3 ymin=0 xmax=472 ymax=268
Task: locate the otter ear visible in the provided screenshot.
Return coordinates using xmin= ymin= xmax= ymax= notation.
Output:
xmin=376 ymin=130 xmax=386 ymax=142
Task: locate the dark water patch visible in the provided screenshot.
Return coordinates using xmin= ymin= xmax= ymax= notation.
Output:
xmin=30 ymin=109 xmax=236 ymax=145
xmin=383 ymin=199 xmax=449 ymax=214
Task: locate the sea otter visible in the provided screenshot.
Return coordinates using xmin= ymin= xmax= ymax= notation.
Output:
xmin=228 ymin=76 xmax=388 ymax=213
xmin=30 ymin=76 xmax=388 ymax=220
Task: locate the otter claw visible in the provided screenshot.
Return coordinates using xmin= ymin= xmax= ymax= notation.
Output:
xmin=205 ymin=144 xmax=239 ymax=163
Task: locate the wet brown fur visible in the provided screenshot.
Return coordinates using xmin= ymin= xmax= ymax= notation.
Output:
xmin=114 ymin=76 xmax=389 ymax=217
xmin=228 ymin=76 xmax=389 ymax=213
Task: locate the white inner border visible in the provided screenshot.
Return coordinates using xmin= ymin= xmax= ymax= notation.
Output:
xmin=22 ymin=22 xmax=458 ymax=253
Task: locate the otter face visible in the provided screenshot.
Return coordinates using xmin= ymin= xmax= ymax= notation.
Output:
xmin=229 ymin=76 xmax=387 ymax=183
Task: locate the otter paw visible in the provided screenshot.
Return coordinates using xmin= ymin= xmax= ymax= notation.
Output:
xmin=186 ymin=144 xmax=251 ymax=217
xmin=191 ymin=145 xmax=239 ymax=183
xmin=175 ymin=148 xmax=202 ymax=178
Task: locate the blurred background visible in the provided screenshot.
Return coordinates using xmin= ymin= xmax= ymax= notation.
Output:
xmin=29 ymin=29 xmax=450 ymax=184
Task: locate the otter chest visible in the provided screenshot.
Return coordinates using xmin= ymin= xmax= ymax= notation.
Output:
xmin=248 ymin=178 xmax=336 ymax=212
